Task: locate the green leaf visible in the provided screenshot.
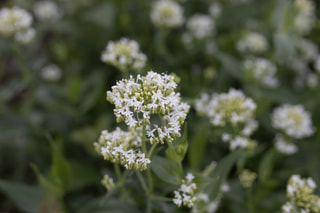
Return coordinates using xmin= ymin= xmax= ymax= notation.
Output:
xmin=258 ymin=148 xmax=277 ymax=184
xmin=150 ymin=156 xmax=182 ymax=185
xmin=0 ymin=180 xmax=44 ymax=213
xmin=273 ymin=32 xmax=295 ymax=63
xmin=207 ymin=150 xmax=243 ymax=200
xmin=216 ymin=52 xmax=242 ymax=80
xmin=76 ymin=198 xmax=140 ymax=213
xmin=166 ymin=124 xmax=188 ymax=163
xmin=188 ymin=125 xmax=209 ymax=169
xmin=50 ymin=138 xmax=71 ymax=193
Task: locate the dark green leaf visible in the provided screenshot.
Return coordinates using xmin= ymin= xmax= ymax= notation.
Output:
xmin=150 ymin=156 xmax=182 ymax=185
xmin=188 ymin=125 xmax=209 ymax=169
xmin=259 ymin=148 xmax=277 ymax=184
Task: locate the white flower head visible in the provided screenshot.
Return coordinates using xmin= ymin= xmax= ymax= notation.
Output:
xmin=33 ymin=1 xmax=62 ymax=21
xmin=293 ymin=0 xmax=315 ymax=35
xmin=107 ymin=71 xmax=189 ymax=144
xmin=0 ymin=7 xmax=34 ymax=43
xmin=186 ymin=14 xmax=215 ymax=40
xmin=101 ymin=38 xmax=147 ymax=72
xmin=274 ymin=134 xmax=298 ymax=155
xmin=243 ymin=57 xmax=279 ymax=88
xmin=173 ymin=173 xmax=197 ymax=208
xmin=237 ymin=32 xmax=268 ymax=54
xmin=40 ymin=64 xmax=62 ymax=81
xmin=209 ymin=3 xmax=222 ymax=19
xmin=272 ymin=104 xmax=314 ymax=139
xmin=150 ymin=0 xmax=184 ymax=28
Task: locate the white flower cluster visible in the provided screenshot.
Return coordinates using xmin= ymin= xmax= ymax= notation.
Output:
xmin=274 ymin=134 xmax=298 ymax=155
xmin=173 ymin=173 xmax=197 ymax=208
xmin=0 ymin=7 xmax=35 ymax=44
xmin=186 ymin=14 xmax=215 ymax=40
xmin=40 ymin=64 xmax=62 ymax=81
xmin=101 ymin=174 xmax=116 ymax=191
xmin=243 ymin=57 xmax=279 ymax=88
xmin=237 ymin=32 xmax=268 ymax=54
xmin=33 ymin=1 xmax=62 ymax=21
xmin=195 ymin=89 xmax=257 ymax=150
xmin=94 ymin=127 xmax=151 ymax=171
xmin=282 ymin=175 xmax=320 ymax=213
xmin=150 ymin=0 xmax=184 ymax=29
xmin=293 ymin=0 xmax=316 ymax=35
xmin=101 ymin=38 xmax=147 ymax=72
xmin=107 ymin=71 xmax=189 ymax=144
xmin=272 ymin=104 xmax=314 ymax=139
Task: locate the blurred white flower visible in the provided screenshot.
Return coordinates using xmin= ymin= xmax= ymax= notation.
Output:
xmin=186 ymin=14 xmax=215 ymax=40
xmin=14 ymin=28 xmax=35 ymax=44
xmin=272 ymin=104 xmax=314 ymax=139
xmin=274 ymin=134 xmax=298 ymax=155
xmin=40 ymin=64 xmax=62 ymax=81
xmin=33 ymin=1 xmax=62 ymax=21
xmin=150 ymin=0 xmax=184 ymax=28
xmin=293 ymin=0 xmax=315 ymax=35
xmin=237 ymin=32 xmax=268 ymax=54
xmin=101 ymin=38 xmax=147 ymax=72
xmin=209 ymin=3 xmax=222 ymax=19
xmin=243 ymin=57 xmax=279 ymax=88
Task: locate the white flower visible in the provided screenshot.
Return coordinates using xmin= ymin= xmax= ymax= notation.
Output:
xmin=150 ymin=0 xmax=184 ymax=28
xmin=274 ymin=134 xmax=298 ymax=155
xmin=237 ymin=32 xmax=268 ymax=54
xmin=173 ymin=173 xmax=197 ymax=208
xmin=243 ymin=57 xmax=279 ymax=88
xmin=282 ymin=202 xmax=294 ymax=213
xmin=40 ymin=64 xmax=62 ymax=81
xmin=107 ymin=71 xmax=189 ymax=144
xmin=186 ymin=14 xmax=215 ymax=40
xmin=272 ymin=104 xmax=314 ymax=139
xmin=101 ymin=38 xmax=147 ymax=72
xmin=0 ymin=7 xmax=34 ymax=43
xmin=33 ymin=1 xmax=62 ymax=21
xmin=14 ymin=28 xmax=35 ymax=44
xmin=293 ymin=0 xmax=315 ymax=35
xmin=230 ymin=136 xmax=249 ymax=150
xmin=209 ymin=3 xmax=222 ymax=19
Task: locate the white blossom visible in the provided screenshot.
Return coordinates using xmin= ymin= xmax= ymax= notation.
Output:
xmin=237 ymin=32 xmax=268 ymax=54
xmin=40 ymin=64 xmax=62 ymax=81
xmin=101 ymin=38 xmax=147 ymax=72
xmin=274 ymin=134 xmax=298 ymax=155
xmin=186 ymin=14 xmax=215 ymax=40
xmin=150 ymin=0 xmax=184 ymax=28
xmin=33 ymin=1 xmax=62 ymax=21
xmin=173 ymin=173 xmax=197 ymax=208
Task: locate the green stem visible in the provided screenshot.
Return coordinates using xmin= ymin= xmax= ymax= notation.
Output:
xmin=147 ymin=143 xmax=157 ymax=158
xmin=114 ymin=163 xmax=122 ymax=180
xmin=246 ymin=188 xmax=255 ymax=213
xmin=135 ymin=170 xmax=148 ymax=194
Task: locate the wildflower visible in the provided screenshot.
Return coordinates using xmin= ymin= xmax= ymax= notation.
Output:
xmin=94 ymin=127 xmax=151 ymax=170
xmin=293 ymin=0 xmax=315 ymax=35
xmin=281 ymin=175 xmax=320 ymax=213
xmin=173 ymin=173 xmax=197 ymax=208
xmin=186 ymin=14 xmax=215 ymax=40
xmin=272 ymin=104 xmax=314 ymax=139
xmin=150 ymin=0 xmax=184 ymax=29
xmin=237 ymin=32 xmax=268 ymax=54
xmin=243 ymin=57 xmax=279 ymax=88
xmin=101 ymin=174 xmax=116 ymax=191
xmin=40 ymin=64 xmax=62 ymax=81
xmin=191 ymin=193 xmax=220 ymax=213
xmin=101 ymin=38 xmax=147 ymax=72
xmin=0 ymin=7 xmax=34 ymax=44
xmin=33 ymin=1 xmax=62 ymax=21
xmin=274 ymin=134 xmax=298 ymax=155
xmin=295 ymin=39 xmax=318 ymax=62
xmin=239 ymin=169 xmax=256 ymax=188
xmin=107 ymin=71 xmax=189 ymax=144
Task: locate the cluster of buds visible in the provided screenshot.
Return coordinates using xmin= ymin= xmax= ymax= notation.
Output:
xmin=243 ymin=57 xmax=279 ymax=88
xmin=282 ymin=175 xmax=320 ymax=213
xmin=173 ymin=173 xmax=197 ymax=208
xmin=195 ymin=89 xmax=257 ymax=150
xmin=107 ymin=71 xmax=189 ymax=144
xmin=33 ymin=1 xmax=62 ymax=21
xmin=94 ymin=127 xmax=150 ymax=171
xmin=272 ymin=104 xmax=314 ymax=139
xmin=101 ymin=174 xmax=116 ymax=191
xmin=0 ymin=7 xmax=35 ymax=44
xmin=239 ymin=169 xmax=257 ymax=188
xmin=150 ymin=0 xmax=184 ymax=29
xmin=101 ymin=38 xmax=147 ymax=72
xmin=293 ymin=0 xmax=315 ymax=35
xmin=237 ymin=32 xmax=268 ymax=54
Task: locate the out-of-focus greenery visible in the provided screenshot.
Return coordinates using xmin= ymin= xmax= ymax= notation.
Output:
xmin=1 ymin=0 xmax=320 ymax=212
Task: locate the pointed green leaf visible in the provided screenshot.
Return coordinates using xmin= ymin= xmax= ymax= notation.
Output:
xmin=258 ymin=148 xmax=277 ymax=183
xmin=188 ymin=125 xmax=209 ymax=169
xmin=0 ymin=180 xmax=44 ymax=213
xmin=150 ymin=156 xmax=182 ymax=185
xmin=165 ymin=124 xmax=188 ymax=163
